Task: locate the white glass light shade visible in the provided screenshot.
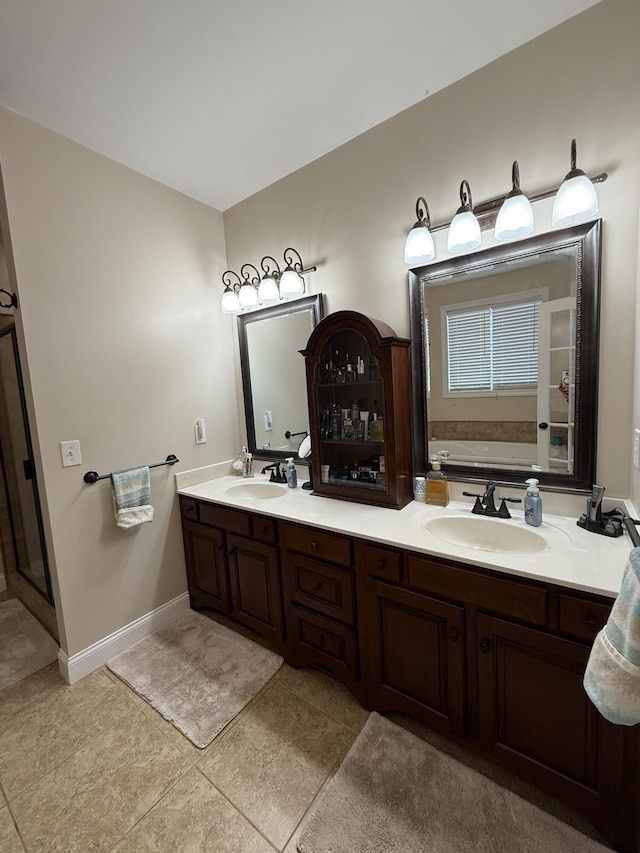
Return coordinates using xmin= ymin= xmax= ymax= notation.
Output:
xmin=238 ymin=283 xmax=259 ymax=310
xmin=279 ymin=269 xmax=304 ymax=299
xmin=221 ymin=289 xmax=241 ymax=314
xmin=404 ymin=225 xmax=435 ymax=265
xmin=552 ymin=174 xmax=598 ymax=227
xmin=447 ymin=211 xmax=481 ymax=254
xmin=258 ymin=275 xmax=280 ymax=305
xmin=495 ymin=194 xmax=534 ymax=241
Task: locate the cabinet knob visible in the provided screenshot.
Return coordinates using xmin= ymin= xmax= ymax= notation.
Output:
xmin=479 ymin=637 xmax=491 ymax=654
xmin=313 ymin=581 xmax=324 ymax=593
xmin=310 ymin=541 xmax=318 ymax=551
xmin=376 ymin=559 xmax=386 ymax=569
xmin=256 ymin=526 xmax=267 ymax=534
xmin=585 ymin=614 xmax=599 ymax=631
xmin=450 ymin=627 xmax=460 ymax=642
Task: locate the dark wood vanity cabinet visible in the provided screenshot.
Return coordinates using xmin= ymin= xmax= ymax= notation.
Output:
xmin=179 ymin=496 xmax=284 ymax=650
xmin=180 ymin=498 xmax=639 ymax=852
xmin=301 ymin=311 xmax=413 ymax=509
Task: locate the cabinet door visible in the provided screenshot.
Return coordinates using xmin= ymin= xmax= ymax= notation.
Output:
xmin=182 ymin=519 xmax=230 ymax=613
xmin=227 ymin=534 xmax=283 ymax=646
xmin=366 ymin=579 xmax=465 ymax=736
xmin=476 ymin=614 xmax=630 ymax=847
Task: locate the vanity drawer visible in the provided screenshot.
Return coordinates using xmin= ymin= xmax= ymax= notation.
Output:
xmin=283 ymin=523 xmax=353 ymax=567
xmin=284 ymin=553 xmax=355 ymax=625
xmin=180 ymin=497 xmax=199 ymax=521
xmin=251 ymin=515 xmax=277 ymax=544
xmin=288 ymin=604 xmax=358 ymax=681
xmin=199 ymin=503 xmax=251 ymax=536
xmin=557 ymin=593 xmax=611 ymax=643
xmin=363 ymin=544 xmax=402 ymax=583
xmin=406 ymin=555 xmax=548 ymax=627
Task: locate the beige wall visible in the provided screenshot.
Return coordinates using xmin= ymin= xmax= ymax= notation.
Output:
xmin=224 ymin=0 xmax=640 ymax=498
xmin=0 ymin=108 xmax=238 ymax=656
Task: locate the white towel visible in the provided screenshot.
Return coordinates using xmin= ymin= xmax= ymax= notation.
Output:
xmin=111 ymin=465 xmax=154 ymax=530
xmin=583 ymin=548 xmax=640 ymax=725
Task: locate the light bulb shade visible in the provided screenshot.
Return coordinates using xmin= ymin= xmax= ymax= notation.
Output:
xmin=279 ymin=269 xmax=304 ymax=299
xmin=221 ymin=289 xmax=241 ymax=314
xmin=258 ymin=276 xmax=280 ymax=305
xmin=404 ymin=225 xmax=435 ymax=265
xmin=238 ymin=283 xmax=259 ymax=309
xmin=447 ymin=210 xmax=481 ymax=254
xmin=495 ymin=194 xmax=534 ymax=241
xmin=552 ymin=174 xmax=598 ymax=227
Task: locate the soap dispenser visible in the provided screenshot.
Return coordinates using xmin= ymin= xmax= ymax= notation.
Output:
xmin=285 ymin=457 xmax=297 ymax=489
xmin=524 ymin=478 xmax=542 ymax=527
xmin=426 ymin=456 xmax=449 ymax=507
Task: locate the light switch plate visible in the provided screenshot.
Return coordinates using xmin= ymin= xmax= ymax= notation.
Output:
xmin=194 ymin=418 xmax=207 ymax=445
xmin=60 ymin=440 xmax=82 ymax=467
xmin=634 ymin=428 xmax=640 ymax=470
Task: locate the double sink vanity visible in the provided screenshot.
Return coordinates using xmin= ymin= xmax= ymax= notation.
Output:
xmin=178 ymin=471 xmax=637 ymax=853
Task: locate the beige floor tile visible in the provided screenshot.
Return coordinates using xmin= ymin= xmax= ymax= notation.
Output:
xmin=198 ymin=683 xmax=356 ymax=850
xmin=112 ymin=766 xmax=276 ymax=852
xmin=11 ymin=709 xmax=191 ymax=853
xmin=272 ymin=665 xmax=369 ymax=732
xmin=0 ymin=669 xmax=137 ymax=799
xmin=0 ymin=663 xmax=63 ymax=724
xmin=0 ymin=804 xmax=23 ymax=853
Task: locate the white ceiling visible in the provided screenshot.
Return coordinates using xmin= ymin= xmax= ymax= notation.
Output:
xmin=0 ymin=0 xmax=600 ymax=211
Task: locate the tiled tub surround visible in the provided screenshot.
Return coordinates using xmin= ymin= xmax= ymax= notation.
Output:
xmin=177 ymin=468 xmax=638 ymax=853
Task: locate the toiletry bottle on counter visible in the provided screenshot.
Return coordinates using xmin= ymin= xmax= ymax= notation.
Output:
xmin=426 ymin=457 xmax=449 ymax=507
xmin=286 ymin=457 xmax=297 ymax=488
xmin=524 ymin=478 xmax=542 ymax=526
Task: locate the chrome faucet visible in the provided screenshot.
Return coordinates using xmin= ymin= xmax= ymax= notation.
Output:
xmin=463 ymin=482 xmax=522 ymax=518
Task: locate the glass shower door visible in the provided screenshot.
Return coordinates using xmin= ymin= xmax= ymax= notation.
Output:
xmin=0 ymin=324 xmax=52 ymax=601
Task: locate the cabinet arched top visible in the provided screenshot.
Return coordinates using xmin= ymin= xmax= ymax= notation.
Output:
xmin=301 ymin=310 xmax=410 ymax=357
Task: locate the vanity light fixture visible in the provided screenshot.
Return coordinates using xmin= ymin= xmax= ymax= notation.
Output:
xmin=495 ymin=161 xmax=534 ymax=242
xmin=447 ymin=180 xmax=481 ymax=254
xmin=279 ymin=248 xmax=307 ymax=300
xmin=552 ymin=138 xmax=599 ymax=227
xmin=238 ymin=263 xmax=261 ymax=310
xmin=404 ymin=196 xmax=436 ymax=265
xmin=221 ymin=270 xmax=243 ymax=314
xmin=220 ymin=248 xmax=317 ymax=313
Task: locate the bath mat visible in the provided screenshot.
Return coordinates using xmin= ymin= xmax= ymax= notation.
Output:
xmin=107 ymin=610 xmax=283 ymax=748
xmin=297 ymin=712 xmax=610 ymax=853
xmin=0 ymin=598 xmax=58 ymax=689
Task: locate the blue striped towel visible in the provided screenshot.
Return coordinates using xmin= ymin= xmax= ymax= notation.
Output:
xmin=583 ymin=548 xmax=640 ymax=725
xmin=111 ymin=465 xmax=154 ymax=530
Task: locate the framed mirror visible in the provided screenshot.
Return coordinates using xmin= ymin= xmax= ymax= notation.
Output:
xmin=409 ymin=220 xmax=601 ymax=492
xmin=238 ymin=294 xmax=323 ymax=460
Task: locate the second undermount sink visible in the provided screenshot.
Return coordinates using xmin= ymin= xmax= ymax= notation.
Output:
xmin=225 ymin=481 xmax=287 ymax=500
xmin=423 ymin=514 xmax=556 ymax=555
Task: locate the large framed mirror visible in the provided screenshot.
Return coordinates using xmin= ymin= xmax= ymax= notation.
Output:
xmin=238 ymin=294 xmax=323 ymax=460
xmin=409 ymin=220 xmax=601 ymax=492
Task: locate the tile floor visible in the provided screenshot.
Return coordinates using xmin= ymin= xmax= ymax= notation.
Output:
xmin=0 ymin=597 xmax=609 ymax=853
xmin=0 ymin=608 xmax=368 ymax=852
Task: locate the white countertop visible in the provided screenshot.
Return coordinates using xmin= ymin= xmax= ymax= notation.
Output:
xmin=177 ymin=473 xmax=634 ymax=599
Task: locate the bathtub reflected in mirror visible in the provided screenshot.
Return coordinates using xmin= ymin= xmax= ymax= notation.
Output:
xmin=409 ymin=221 xmax=601 ymax=492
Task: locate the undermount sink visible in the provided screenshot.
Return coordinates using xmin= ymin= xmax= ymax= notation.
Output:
xmin=225 ymin=481 xmax=287 ymax=500
xmin=423 ymin=514 xmax=551 ymax=555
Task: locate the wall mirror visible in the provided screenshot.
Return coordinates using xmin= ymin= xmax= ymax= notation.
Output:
xmin=409 ymin=220 xmax=601 ymax=492
xmin=238 ymin=294 xmax=323 ymax=460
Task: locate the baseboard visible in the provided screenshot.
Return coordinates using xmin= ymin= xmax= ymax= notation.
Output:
xmin=0 ymin=572 xmax=6 ymax=593
xmin=58 ymin=592 xmax=191 ymax=684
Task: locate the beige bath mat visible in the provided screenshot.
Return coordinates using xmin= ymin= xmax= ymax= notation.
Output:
xmin=107 ymin=610 xmax=283 ymax=748
xmin=0 ymin=598 xmax=58 ymax=689
xmin=297 ymin=712 xmax=610 ymax=853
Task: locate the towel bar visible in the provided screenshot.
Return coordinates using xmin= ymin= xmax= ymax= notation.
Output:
xmin=83 ymin=454 xmax=179 ymax=485
xmin=624 ymin=516 xmax=640 ymax=549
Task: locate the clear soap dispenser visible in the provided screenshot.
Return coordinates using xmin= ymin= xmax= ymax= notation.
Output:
xmin=426 ymin=456 xmax=449 ymax=507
